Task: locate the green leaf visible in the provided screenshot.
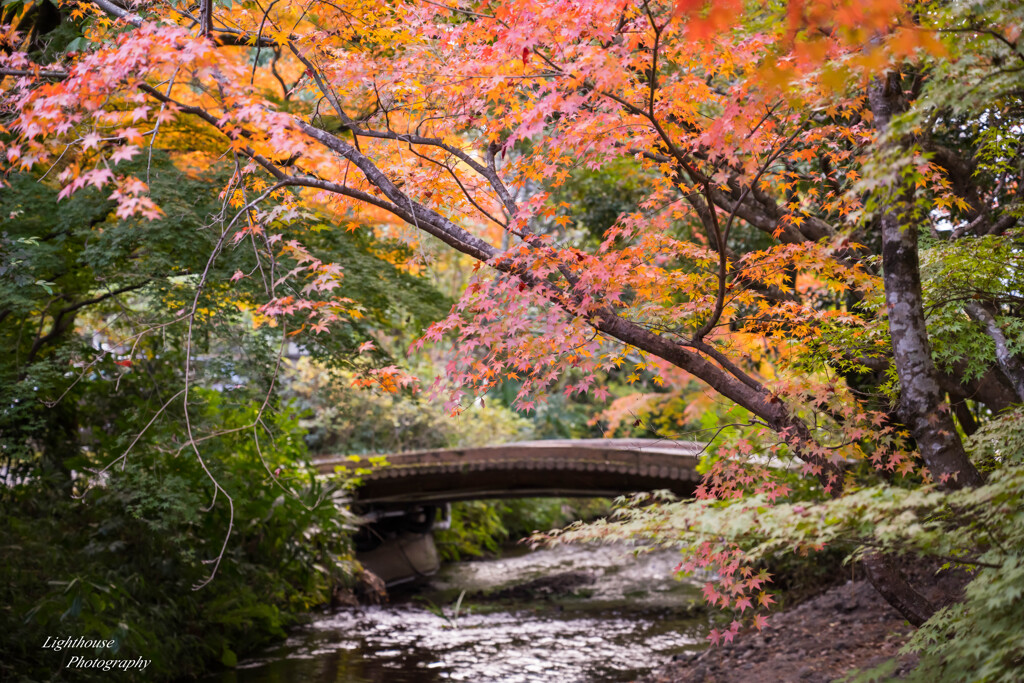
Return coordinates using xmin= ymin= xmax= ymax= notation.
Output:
xmin=220 ymin=647 xmax=238 ymax=668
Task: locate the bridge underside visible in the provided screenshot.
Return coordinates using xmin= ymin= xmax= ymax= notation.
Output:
xmin=353 ymin=467 xmax=699 ymax=505
xmin=316 ymin=439 xmax=704 ymax=506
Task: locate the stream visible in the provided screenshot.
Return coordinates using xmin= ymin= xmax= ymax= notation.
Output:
xmin=212 ymin=544 xmax=711 ymax=682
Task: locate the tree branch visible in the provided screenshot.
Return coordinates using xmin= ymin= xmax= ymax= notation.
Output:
xmin=965 ymin=301 xmax=1024 ymax=402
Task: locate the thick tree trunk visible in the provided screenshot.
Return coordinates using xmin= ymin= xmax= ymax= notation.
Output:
xmin=862 ymin=552 xmax=936 ymax=626
xmin=862 ymin=72 xmax=987 ymax=628
xmin=880 ymin=210 xmax=983 ymax=487
xmin=868 ymin=75 xmax=984 ymax=490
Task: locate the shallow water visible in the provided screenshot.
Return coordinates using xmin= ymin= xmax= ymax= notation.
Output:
xmin=214 ymin=544 xmax=709 ymax=682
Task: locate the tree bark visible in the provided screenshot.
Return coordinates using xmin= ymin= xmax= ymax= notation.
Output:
xmin=937 ymin=364 xmax=1018 ymax=414
xmin=862 ymin=71 xmax=986 ymax=628
xmin=868 ymin=75 xmax=984 ymax=490
xmin=965 ymin=301 xmax=1024 ymax=402
xmin=862 ymin=552 xmax=936 ymax=627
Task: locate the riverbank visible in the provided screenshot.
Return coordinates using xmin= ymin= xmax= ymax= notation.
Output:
xmin=639 ymin=578 xmax=918 ymax=683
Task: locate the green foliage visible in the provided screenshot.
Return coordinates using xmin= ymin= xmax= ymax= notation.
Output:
xmin=0 ymin=402 xmax=354 ymax=681
xmin=291 ymin=226 xmax=451 ymax=367
xmin=0 ymin=0 xmax=86 ymax=62
xmin=548 ymin=158 xmax=653 ymax=240
xmin=896 ymin=410 xmax=1024 ymax=682
xmin=436 ymin=498 xmax=611 ymax=562
xmin=491 ymin=377 xmax=607 ymax=439
xmin=497 ymin=498 xmax=612 ymax=538
xmin=435 ymin=501 xmax=507 ymax=561
xmin=920 ymin=230 xmax=1024 ymax=381
xmin=284 ymin=357 xmax=533 ymax=455
xmin=0 ymin=153 xmax=449 ymax=680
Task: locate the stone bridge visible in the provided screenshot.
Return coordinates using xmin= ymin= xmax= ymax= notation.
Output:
xmin=314 ymin=438 xmax=705 ymax=506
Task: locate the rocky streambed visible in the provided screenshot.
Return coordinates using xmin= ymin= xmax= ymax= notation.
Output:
xmin=211 ymin=544 xmax=711 ymax=682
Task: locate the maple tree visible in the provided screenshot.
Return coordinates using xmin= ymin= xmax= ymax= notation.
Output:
xmin=2 ymin=0 xmax=1023 ymax=662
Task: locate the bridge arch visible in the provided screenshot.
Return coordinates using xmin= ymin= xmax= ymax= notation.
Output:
xmin=315 ymin=438 xmax=705 ymax=505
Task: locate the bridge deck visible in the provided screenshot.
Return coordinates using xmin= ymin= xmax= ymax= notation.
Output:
xmin=315 ymin=439 xmax=705 ymax=505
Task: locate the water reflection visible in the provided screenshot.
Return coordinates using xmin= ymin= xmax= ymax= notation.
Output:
xmin=215 ymin=546 xmax=708 ymax=682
